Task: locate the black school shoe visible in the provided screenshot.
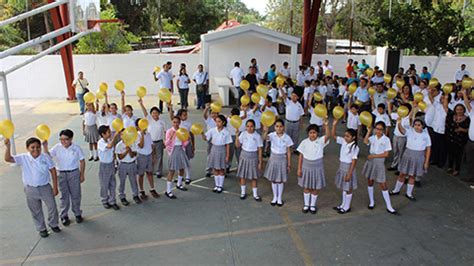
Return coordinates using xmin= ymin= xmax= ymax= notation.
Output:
xmin=61 ymin=217 xmax=71 ymax=226
xmin=386 ymin=209 xmax=400 ymax=215
xmin=405 ymin=194 xmax=416 ymax=201
xmin=103 ymin=202 xmax=111 ymax=209
xmin=51 ymin=226 xmax=61 ymax=233
xmin=309 ymin=207 xmax=318 ymax=214
xmin=338 ymin=208 xmax=351 ymax=214
xmin=270 ymin=201 xmax=277 ymax=206
xmin=240 ymin=194 xmax=247 ymax=200
xmin=185 ymin=179 xmax=191 ymax=185
xmin=133 ymin=196 xmax=142 ymax=204
xmin=75 ymin=216 xmax=83 ymax=224
xmin=176 ymin=185 xmax=188 ymax=191
xmin=165 ymin=192 xmax=177 ymax=199
xmin=387 ymin=167 xmax=397 ymax=171
xmin=111 ymin=204 xmax=120 ymax=210
xmin=389 ymin=190 xmax=400 ymax=196
xmin=302 ymin=205 xmax=309 ymax=213
xmin=121 ymin=198 xmax=130 ymax=206
xmin=277 ymin=201 xmax=284 ymax=207
xmin=39 ymin=230 xmax=49 ymax=238
xmin=253 ymin=196 xmax=262 ymax=202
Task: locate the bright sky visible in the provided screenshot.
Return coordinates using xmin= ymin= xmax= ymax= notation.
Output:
xmin=241 ymin=0 xmax=269 ymax=15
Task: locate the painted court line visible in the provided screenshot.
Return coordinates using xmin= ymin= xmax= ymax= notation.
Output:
xmin=279 ymin=210 xmax=314 ymax=266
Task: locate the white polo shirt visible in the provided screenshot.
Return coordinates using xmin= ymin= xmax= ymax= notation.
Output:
xmin=205 ymin=117 xmax=216 ymax=130
xmin=336 ymin=137 xmax=359 ymax=164
xmin=137 ymin=131 xmax=153 ymax=155
xmin=268 ymin=88 xmax=278 ymax=103
xmin=229 ymin=67 xmax=244 ymax=86
xmin=115 ymin=141 xmax=138 ymax=163
xmin=367 ymin=135 xmax=392 ymax=155
xmin=205 ymin=127 xmax=233 ymax=146
xmin=391 ymin=113 xmax=410 ymax=137
xmin=372 ymin=111 xmax=391 ymax=127
xmin=122 ymin=114 xmax=138 ymax=129
xmin=309 ymin=107 xmax=324 ymax=126
xmin=406 ymin=128 xmax=431 ymax=151
xmin=156 ymin=70 xmax=172 ymax=89
xmin=239 ymin=131 xmax=263 ymax=152
xmin=431 ymin=101 xmax=447 ymax=134
xmin=285 ymin=99 xmax=304 ymax=121
xmin=297 ymin=136 xmax=329 ymax=160
xmin=83 ymin=111 xmax=97 ymax=126
xmin=107 ymin=113 xmax=121 ymax=132
xmin=13 ymin=153 xmax=55 ymax=187
xmin=279 ymin=67 xmax=291 ymax=78
xmin=98 ymin=138 xmax=115 ymax=163
xmin=268 ymin=132 xmax=293 ymax=154
xmin=49 ymin=143 xmax=85 ymax=171
xmin=347 ymin=112 xmax=361 ymax=130
xmin=147 ymin=115 xmax=166 ymax=141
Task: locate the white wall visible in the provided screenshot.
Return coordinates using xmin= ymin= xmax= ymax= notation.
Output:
xmin=1 ymin=52 xmax=472 ymax=99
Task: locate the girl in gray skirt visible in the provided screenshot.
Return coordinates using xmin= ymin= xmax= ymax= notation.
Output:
xmin=235 ymin=119 xmax=264 ymax=201
xmin=363 ymin=121 xmax=398 ymax=215
xmin=390 ymin=118 xmax=431 ymax=201
xmin=83 ymin=102 xmax=100 ymax=161
xmin=296 ymin=121 xmax=331 ymax=214
xmin=262 ymin=119 xmax=293 ymax=207
xmin=331 ymin=119 xmax=359 ymax=214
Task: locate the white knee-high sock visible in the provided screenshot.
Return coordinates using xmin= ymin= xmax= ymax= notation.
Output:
xmin=240 ymin=185 xmax=246 ymax=196
xmin=271 ymin=183 xmax=278 ymax=202
xmin=310 ymin=194 xmax=318 ymax=207
xmin=185 ymin=166 xmax=191 ymax=180
xmin=368 ymin=186 xmax=375 ymax=207
xmin=216 ymin=175 xmax=222 ymax=187
xmin=406 ymin=184 xmax=414 ymax=197
xmin=303 ymin=193 xmax=310 ymax=206
xmin=382 ymin=190 xmax=395 ymax=212
xmin=177 ymin=176 xmax=183 ymax=187
xmin=340 ymin=191 xmax=347 ymax=208
xmin=277 ymin=183 xmax=284 ymax=203
xmin=252 ymin=187 xmax=258 ymax=198
xmin=214 ymin=176 xmax=219 ymax=187
xmin=393 ymin=180 xmax=404 ymax=193
xmin=166 ymin=181 xmax=172 ymax=194
xmin=89 ymin=149 xmax=93 ymax=157
xmin=343 ymin=193 xmax=352 ymax=211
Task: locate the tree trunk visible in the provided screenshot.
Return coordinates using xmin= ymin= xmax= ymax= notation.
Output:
xmin=301 ymin=0 xmax=322 ymax=66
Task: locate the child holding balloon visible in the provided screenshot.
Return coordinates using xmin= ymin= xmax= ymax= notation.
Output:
xmin=297 ymin=121 xmax=330 ymax=214
xmin=120 ymin=91 xmax=138 ymax=128
xmin=135 ymin=119 xmax=160 ymax=200
xmin=171 ymin=107 xmax=194 ymax=184
xmin=202 ymin=114 xmax=233 ymax=193
xmin=115 ymin=128 xmax=141 ymax=206
xmin=227 ymin=108 xmax=241 ymax=172
xmin=203 ymin=103 xmax=219 ymax=177
xmin=97 ymin=125 xmax=121 ymax=210
xmin=83 ymin=102 xmax=100 ymax=161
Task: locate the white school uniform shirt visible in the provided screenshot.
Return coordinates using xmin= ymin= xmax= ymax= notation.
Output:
xmin=448 ymin=98 xmax=466 ymax=111
xmin=296 ymin=71 xmax=307 ymax=86
xmin=309 ymin=107 xmax=324 ymax=126
xmin=239 ymin=110 xmax=249 ymax=132
xmin=268 ymin=132 xmax=293 ymax=154
xmin=279 ymin=67 xmax=291 ymax=78
xmin=391 ymin=113 xmax=410 ymax=137
xmin=297 ymin=136 xmax=329 ymax=160
xmin=318 ymin=85 xmax=327 ymax=98
xmin=122 ymin=114 xmax=138 ymax=129
xmin=411 ymin=85 xmax=421 ymax=95
xmin=107 ymin=113 xmax=121 ymax=131
xmin=338 ymin=85 xmax=346 ymax=97
xmin=248 ymin=109 xmax=262 ymax=130
xmin=49 ymin=143 xmax=85 ymax=171
xmin=285 ymin=99 xmax=304 ymax=121
xmin=205 ymin=127 xmax=233 ymax=146
xmin=372 ymin=110 xmax=391 ymax=127
xmin=137 ymin=131 xmax=153 ymax=155
xmin=431 ymin=101 xmax=447 ymax=134
xmin=13 ymin=153 xmax=55 ymax=187
xmin=178 ymin=75 xmax=190 ymax=89
xmin=97 ymin=112 xmax=109 ymax=127
xmin=205 ymin=117 xmax=216 ymax=131
xmin=303 ymin=86 xmax=315 ymax=101
xmin=147 ymin=115 xmax=166 ymax=141
xmin=268 ymin=88 xmax=278 ymax=103
xmin=455 ymin=69 xmax=470 ymax=81
xmin=367 ymin=135 xmax=392 ymax=155
xmin=180 ymin=119 xmax=192 ymax=131
xmin=229 ymin=67 xmax=244 ymax=86
xmin=226 ymin=118 xmax=237 ymax=136
xmin=286 ymin=86 xmax=294 ymax=97
xmin=336 ymin=137 xmax=359 ymax=164
xmin=371 ymin=76 xmax=384 ymax=84
xmin=263 ymin=105 xmax=278 ymax=116
xmin=115 ymin=141 xmax=139 ymax=163
xmin=98 ymin=138 xmax=115 ymax=163
xmin=373 ymin=91 xmax=387 ymax=108
xmin=347 ymin=112 xmax=361 ymax=130
xmin=238 ymin=131 xmax=263 ymax=152
xmin=423 ymin=94 xmax=441 ymax=127
xmin=323 ymin=65 xmax=333 ymax=74
xmin=406 ymin=128 xmax=431 ymax=151
xmin=83 ymin=111 xmax=97 ymax=126
xmin=156 ymin=70 xmax=172 ymax=89
xmin=307 ymin=73 xmax=317 ymax=81
xmin=469 ymin=109 xmax=474 ymax=141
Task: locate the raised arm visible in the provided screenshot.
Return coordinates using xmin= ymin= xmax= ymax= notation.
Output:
xmin=462 ymin=89 xmax=472 ymax=113
xmin=121 ymin=90 xmax=126 ymax=113
xmin=363 ymin=126 xmax=372 ymax=145
xmin=203 ymin=103 xmax=210 ymax=120
xmin=323 ymin=118 xmax=331 ymax=143
xmin=138 ymin=98 xmax=148 ymax=117
xmin=331 ymin=119 xmax=338 ymax=141
xmin=104 ymin=92 xmax=110 ymax=113
xmin=3 ymin=139 xmax=15 ymax=163
xmin=397 ymin=117 xmax=407 ymax=135
xmin=442 ymin=94 xmax=449 ymax=113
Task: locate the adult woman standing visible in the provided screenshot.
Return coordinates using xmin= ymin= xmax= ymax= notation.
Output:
xmin=444 ymin=102 xmax=470 ymax=176
xmin=177 ymin=64 xmax=191 ymax=110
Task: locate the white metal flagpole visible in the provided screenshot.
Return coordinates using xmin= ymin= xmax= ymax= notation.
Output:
xmin=1 ymin=73 xmax=16 ymax=154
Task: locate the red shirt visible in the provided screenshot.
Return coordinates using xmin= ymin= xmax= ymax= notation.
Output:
xmin=346 ymin=64 xmax=353 ymax=77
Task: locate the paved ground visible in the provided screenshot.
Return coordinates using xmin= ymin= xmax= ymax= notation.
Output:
xmin=0 ymin=96 xmax=473 ymax=265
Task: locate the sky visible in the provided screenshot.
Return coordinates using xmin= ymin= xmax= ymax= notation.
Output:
xmin=241 ymin=0 xmax=269 ymax=15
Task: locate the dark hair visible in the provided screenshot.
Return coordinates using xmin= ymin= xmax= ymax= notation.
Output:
xmin=177 ymin=109 xmax=187 ymax=117
xmin=266 ymin=95 xmax=272 ymax=102
xmin=304 ymin=80 xmax=311 ymax=86
xmin=306 ymin=124 xmax=320 ymax=134
xmin=231 ymin=108 xmax=240 ymax=116
xmin=283 ymin=61 xmax=288 ymax=66
xmin=125 ymin=104 xmax=133 ymax=111
xmin=246 ymin=119 xmax=256 ymax=127
xmin=150 ymin=106 xmax=160 ymax=114
xmin=98 ymin=125 xmax=110 ymax=137
xmin=350 ymin=104 xmax=359 ymax=110
xmin=413 ymin=118 xmax=426 ymax=128
xmin=101 ymin=103 xmax=110 ymax=116
xmin=234 ymin=62 xmax=240 ymax=67
xmin=110 ymin=103 xmax=118 ymax=109
xmin=377 ymin=103 xmax=386 ymax=110
xmin=135 ymin=118 xmax=141 ymax=127
xmin=59 ymin=129 xmax=74 ymax=139
xmin=172 ymin=115 xmax=181 ymax=122
xmin=401 ymin=102 xmax=412 ymax=113
xmin=345 ymin=128 xmax=358 ymax=153
xmin=217 ymin=114 xmax=227 ymax=127
xmin=26 ymin=137 xmax=41 ymax=148
xmin=271 ymin=82 xmax=277 ymax=88
xmin=274 ymin=118 xmax=285 ymax=127
xmin=375 ymin=121 xmax=386 ymax=130
xmin=453 ymin=103 xmax=466 ymax=113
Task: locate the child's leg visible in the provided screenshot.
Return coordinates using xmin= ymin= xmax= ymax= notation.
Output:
xmin=392 ymin=173 xmax=406 ymax=193
xmin=93 ymin=143 xmax=98 ymax=158
xmin=213 ymin=169 xmax=219 ymax=189
xmin=138 ymin=174 xmax=145 ymax=191
xmin=41 ymin=185 xmax=59 ymax=229
xmin=277 ymin=182 xmax=284 ymax=204
xmin=342 ymin=189 xmax=353 ymax=211
xmin=118 ymin=165 xmax=127 ymax=199
xmin=177 ymin=169 xmax=185 ymax=187
xmin=146 ymin=172 xmax=155 ymax=190
xmin=406 ymin=176 xmax=415 ymax=197
xmin=218 ymin=169 xmax=225 ymax=188
xmin=166 ymin=170 xmax=175 ymax=194
xmin=108 ymin=172 xmax=117 ymax=205
xmin=367 ymin=178 xmax=375 ymax=207
xmin=128 ymin=166 xmax=139 ymax=198
xmin=68 ymin=170 xmax=82 ymax=218
xmin=88 ymin=143 xmax=94 ymax=158
xmin=240 ymin=178 xmax=246 ymax=196
xmin=251 ymin=179 xmax=259 ymax=198
xmin=25 ymin=186 xmax=47 ymax=232
xmin=271 ymin=182 xmax=278 ymax=203
xmin=58 ymin=172 xmax=71 ymax=219
xmin=303 ymin=188 xmax=311 ymax=210
xmin=380 ymin=182 xmax=395 ymax=212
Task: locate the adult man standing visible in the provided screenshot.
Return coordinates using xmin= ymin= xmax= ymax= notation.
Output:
xmin=420 ymin=66 xmax=432 ymax=81
xmin=245 ymin=66 xmax=258 ymax=94
xmin=155 ymin=63 xmax=173 ymax=113
xmin=71 ymin=71 xmax=89 ymax=115
xmin=229 ymin=62 xmax=245 ymax=106
xmin=455 ymin=64 xmax=470 ymax=83
xmin=322 ymin=59 xmax=333 ymax=77
xmin=346 ymin=59 xmax=354 ymax=78
xmin=193 ymin=64 xmax=208 ymax=110
xmin=278 ymin=61 xmax=291 ymax=78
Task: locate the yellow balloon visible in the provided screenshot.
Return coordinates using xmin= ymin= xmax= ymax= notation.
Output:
xmin=122 ymin=126 xmax=138 ymax=146
xmin=115 ymin=80 xmax=125 ymax=91
xmin=230 ymin=115 xmax=242 ymax=129
xmin=176 ymin=128 xmax=190 ymax=142
xmin=383 ymin=73 xmax=392 ymax=84
xmin=35 ymin=124 xmax=50 ymax=141
xmin=365 ymin=68 xmax=374 ymax=78
xmin=462 ymin=77 xmax=473 ymax=89
xmin=0 ymin=119 xmax=14 ymax=139
xmin=112 ymin=118 xmax=124 ymax=132
xmin=387 ymin=88 xmax=397 ymax=99
xmin=190 ymin=123 xmax=204 ymax=135
xmin=96 ymin=90 xmax=105 ymax=100
xmin=154 ymin=66 xmax=161 ymax=73
xmin=313 ymin=104 xmax=327 ymax=118
xmin=83 ymin=92 xmax=95 ymax=104
xmin=158 ymin=88 xmax=172 ymax=103
xmin=136 ymin=86 xmax=147 ymax=98
xmin=324 ymin=70 xmax=332 ymax=76
xmin=396 ymin=79 xmax=405 ymax=89
xmin=368 ymin=87 xmax=376 ymax=96
xmin=257 ymin=84 xmax=268 ymax=97
xmin=240 ymin=80 xmax=250 ymax=91
xmin=210 ymin=102 xmax=222 ymax=113
xmin=359 ymin=111 xmax=373 ymax=127
xmin=138 ymin=118 xmax=148 ymax=131
xmin=397 ymin=106 xmax=409 ymax=118
xmin=261 ymin=110 xmax=276 ymax=127
xmin=251 ymin=93 xmax=261 ymax=104
xmin=349 ymin=83 xmax=357 ymax=94
xmin=313 ymin=92 xmax=323 ymax=102
xmin=355 ymin=100 xmax=363 ymax=106
xmin=276 ymin=76 xmax=285 ymax=86
xmin=471 ymin=89 xmax=474 ymax=99
xmin=241 ymin=95 xmax=250 ymax=106
xmin=332 ymin=106 xmax=344 ymax=120
xmin=429 ymin=78 xmax=439 ymax=88
xmin=99 ymin=82 xmax=108 ymax=93
xmin=442 ymin=83 xmax=453 ymax=95
xmin=418 ymin=101 xmax=427 ymax=111
xmin=414 ymin=92 xmax=424 ymax=102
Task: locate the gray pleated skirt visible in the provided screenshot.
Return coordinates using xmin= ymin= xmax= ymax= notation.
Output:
xmin=334 ymin=162 xmax=358 ymax=190
xmin=168 ymin=145 xmax=190 ymax=171
xmin=398 ymin=149 xmax=426 ymax=177
xmin=85 ymin=125 xmax=100 ymax=144
xmin=185 ymin=135 xmax=195 ymax=159
xmin=237 ymin=150 xmax=259 ymax=180
xmin=362 ymin=157 xmax=386 ymax=183
xmin=298 ymin=158 xmax=326 ymax=190
xmin=207 ymin=144 xmax=227 ymax=170
xmin=264 ymin=153 xmax=288 ymax=183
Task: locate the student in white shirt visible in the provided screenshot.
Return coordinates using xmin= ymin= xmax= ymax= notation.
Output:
xmin=362 ymin=121 xmax=398 ymax=215
xmin=262 ymin=119 xmax=293 ymax=206
xmin=268 ymin=82 xmax=278 ymax=104
xmin=235 ymin=119 xmax=264 ymax=201
xmin=177 ymin=66 xmax=191 ymax=109
xmin=278 ymin=62 xmax=291 ymax=78
xmin=202 ymin=115 xmax=233 ymax=193
xmin=372 ymin=103 xmax=391 ymax=136
xmin=331 ymin=120 xmax=359 ymax=213
xmin=308 ymin=98 xmax=324 ymax=132
xmin=97 ymin=125 xmax=121 ymax=210
xmin=303 ymin=80 xmax=314 ymax=111
xmin=4 ymin=137 xmax=60 ymax=238
xmin=391 ymin=118 xmax=432 ymax=201
xmin=203 ymin=103 xmax=219 ymax=176
xmin=106 ymin=101 xmax=122 ymax=136
xmin=120 ymin=91 xmax=138 ymax=129
xmin=154 ymin=63 xmax=173 ymax=112
xmin=83 ymin=102 xmax=100 ymax=161
xmin=226 ymin=108 xmax=241 ymax=172
xmin=135 ymin=119 xmax=160 ymax=200
xmin=138 ymin=99 xmax=166 ymax=179
xmin=261 ymin=96 xmax=279 ymax=156
xmin=347 ymin=103 xmax=361 ymax=136
xmin=297 ymin=121 xmax=331 ymax=214
xmin=115 ymin=137 xmax=141 ymax=206
xmin=429 ymin=93 xmax=448 ymax=168
xmin=45 ymin=129 xmax=85 ymax=226
xmin=284 ymin=92 xmax=305 ymax=150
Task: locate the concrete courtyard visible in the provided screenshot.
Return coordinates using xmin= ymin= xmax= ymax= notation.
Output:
xmin=0 ymin=96 xmax=473 ymax=265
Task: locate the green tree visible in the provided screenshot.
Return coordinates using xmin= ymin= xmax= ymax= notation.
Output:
xmin=264 ymin=0 xmax=304 ymax=36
